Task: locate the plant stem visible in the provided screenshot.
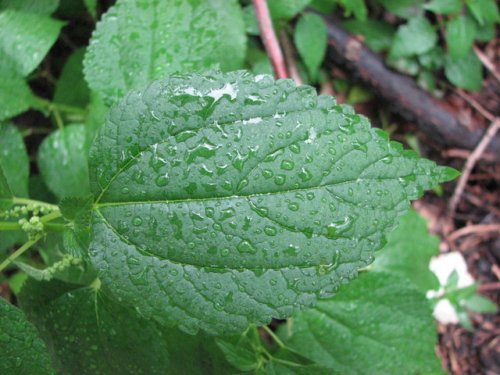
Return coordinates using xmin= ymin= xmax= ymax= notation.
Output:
xmin=40 ymin=210 xmax=62 ymax=224
xmin=262 ymin=325 xmax=286 ymax=349
xmin=0 ymin=235 xmax=42 ymax=272
xmin=0 ymin=222 xmax=21 ymax=231
xmin=33 ymin=97 xmax=87 ymax=116
xmin=253 ymin=0 xmax=288 ymax=79
xmin=12 ymin=197 xmax=59 ymax=212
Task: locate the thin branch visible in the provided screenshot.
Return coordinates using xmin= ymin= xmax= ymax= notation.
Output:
xmin=473 ymin=45 xmax=500 ymax=84
xmin=448 ymin=118 xmax=500 ymax=216
xmin=447 ymin=224 xmax=500 ymax=243
xmin=279 ymin=29 xmax=302 ymax=84
xmin=455 ymin=89 xmax=495 ymax=122
xmin=253 ymin=0 xmax=288 ymax=79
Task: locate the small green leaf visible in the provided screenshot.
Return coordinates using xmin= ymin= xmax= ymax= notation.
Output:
xmin=463 ymin=294 xmax=497 ymax=314
xmin=19 ymin=279 xmax=234 ymax=374
xmin=339 ymin=0 xmax=368 ymax=21
xmin=418 ymin=47 xmax=445 ymax=70
xmin=0 ymin=123 xmax=29 ymax=197
xmin=446 ymin=15 xmax=477 ymax=60
xmin=0 ymin=297 xmax=55 ymax=375
xmin=0 ymin=165 xmax=13 ymax=210
xmin=0 ymin=10 xmax=64 ymax=76
xmin=281 ymin=272 xmax=442 ymax=374
xmin=466 ymin=0 xmax=499 ymax=25
xmin=83 ymin=0 xmax=246 ymax=104
xmin=0 ymin=0 xmax=59 ymax=15
xmin=377 ymin=0 xmax=425 ymax=18
xmin=88 ymin=71 xmax=456 ymax=335
xmin=342 ymin=19 xmax=395 ymax=52
xmin=54 ymin=48 xmax=90 ymax=109
xmin=82 ymin=0 xmax=97 ymax=18
xmin=424 ymin=0 xmax=462 ymax=14
xmin=390 ymin=16 xmax=437 ymax=58
xmin=38 ymin=124 xmax=90 ymax=199
xmin=294 ymin=13 xmax=327 ymax=81
xmin=371 ymin=209 xmax=440 ymax=292
xmin=0 ymin=71 xmax=34 ymax=121
xmin=268 ymin=0 xmax=312 ymax=19
xmin=444 ymin=51 xmax=483 ymax=90
xmin=216 ymin=327 xmax=262 ymax=371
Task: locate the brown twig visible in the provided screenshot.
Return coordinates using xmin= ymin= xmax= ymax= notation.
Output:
xmin=279 ymin=29 xmax=302 ymax=85
xmin=448 ymin=119 xmax=500 ymax=216
xmin=447 ymin=224 xmax=500 ymax=243
xmin=455 ymin=89 xmax=495 ymax=122
xmin=253 ymin=0 xmax=288 ymax=79
xmin=442 ymin=149 xmax=497 ymax=163
xmin=473 ymin=45 xmax=500 ymax=84
xmin=478 ymin=283 xmax=500 ymax=292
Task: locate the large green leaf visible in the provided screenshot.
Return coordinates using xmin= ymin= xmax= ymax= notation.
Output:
xmin=0 ymin=71 xmax=34 ymax=121
xmin=371 ymin=209 xmax=440 ymax=293
xmin=389 ymin=16 xmax=437 ymax=58
xmin=0 ymin=10 xmax=64 ymax=77
xmin=446 ymin=15 xmax=477 ymax=60
xmin=0 ymin=298 xmax=54 ymax=375
xmin=0 ymin=123 xmax=29 ymax=197
xmin=444 ymin=51 xmax=483 ymax=91
xmin=37 ymin=124 xmax=90 ymax=199
xmin=294 ymin=13 xmax=328 ymax=81
xmin=0 ymin=0 xmax=59 ymax=15
xmin=19 ymin=279 xmax=234 ymax=374
xmin=281 ymin=272 xmax=442 ymax=374
xmin=83 ymin=0 xmax=246 ymax=104
xmin=87 ymin=70 xmax=456 ymax=335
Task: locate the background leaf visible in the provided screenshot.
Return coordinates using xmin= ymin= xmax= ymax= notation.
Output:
xmin=280 ymin=272 xmax=442 ymax=374
xmin=88 ymin=71 xmax=456 ymax=335
xmin=0 ymin=72 xmax=34 ymax=121
xmin=83 ymin=0 xmax=246 ymax=103
xmin=294 ymin=13 xmax=328 ymax=81
xmin=0 ymin=0 xmax=59 ymax=15
xmin=389 ymin=16 xmax=437 ymax=58
xmin=37 ymin=124 xmax=90 ymax=199
xmin=0 ymin=123 xmax=29 ymax=197
xmin=446 ymin=15 xmax=476 ymax=60
xmin=424 ymin=0 xmax=462 ymax=14
xmin=342 ymin=19 xmax=395 ymax=52
xmin=53 ymin=48 xmax=90 ymax=109
xmin=444 ymin=51 xmax=483 ymax=90
xmin=0 ymin=297 xmax=54 ymax=375
xmin=268 ymin=0 xmax=312 ymax=19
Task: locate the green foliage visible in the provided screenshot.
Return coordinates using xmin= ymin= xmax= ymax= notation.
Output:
xmin=0 ymin=298 xmax=54 ymax=375
xmin=389 ymin=16 xmax=437 ymax=58
xmin=446 ymin=15 xmax=477 ymax=60
xmin=294 ymin=13 xmax=328 ymax=81
xmin=444 ymin=51 xmax=483 ymax=91
xmin=0 ymin=124 xmax=29 ymax=197
xmin=342 ymin=19 xmax=395 ymax=52
xmin=83 ymin=0 xmax=246 ymax=103
xmin=268 ymin=0 xmax=312 ymax=19
xmin=53 ymin=48 xmax=90 ymax=108
xmin=0 ymin=0 xmax=59 ymax=15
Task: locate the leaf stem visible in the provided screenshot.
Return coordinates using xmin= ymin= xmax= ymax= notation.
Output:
xmin=33 ymin=97 xmax=87 ymax=116
xmin=39 ymin=210 xmax=62 ymax=224
xmin=0 ymin=222 xmax=21 ymax=231
xmin=12 ymin=197 xmax=59 ymax=212
xmin=262 ymin=325 xmax=286 ymax=349
xmin=0 ymin=235 xmax=42 ymax=272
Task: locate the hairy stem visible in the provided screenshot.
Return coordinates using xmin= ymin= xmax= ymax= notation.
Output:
xmin=0 ymin=235 xmax=42 ymax=272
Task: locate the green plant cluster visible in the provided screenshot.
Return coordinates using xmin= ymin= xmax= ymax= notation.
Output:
xmin=0 ymin=0 xmax=493 ymax=374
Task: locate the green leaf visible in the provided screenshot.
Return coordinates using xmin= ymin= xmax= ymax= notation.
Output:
xmin=0 ymin=123 xmax=29 ymax=197
xmin=83 ymin=0 xmax=246 ymax=104
xmin=475 ymin=21 xmax=496 ymax=41
xmin=60 ymin=195 xmax=93 ymax=258
xmin=418 ymin=47 xmax=445 ymax=70
xmin=0 ymin=297 xmax=55 ymax=375
xmin=82 ymin=0 xmax=96 ymax=18
xmin=444 ymin=51 xmax=483 ymax=90
xmin=87 ymin=70 xmax=456 ymax=335
xmin=446 ymin=15 xmax=477 ymax=60
xmin=84 ymin=91 xmax=109 ymax=149
xmin=281 ymin=272 xmax=442 ymax=374
xmin=54 ymin=48 xmax=90 ymax=109
xmin=0 ymin=0 xmax=59 ymax=15
xmin=216 ymin=327 xmax=262 ymax=371
xmin=390 ymin=16 xmax=437 ymax=58
xmin=0 ymin=10 xmax=64 ymax=77
xmin=424 ymin=0 xmax=462 ymax=14
xmin=0 ymin=71 xmax=34 ymax=121
xmin=294 ymin=13 xmax=327 ymax=81
xmin=342 ymin=19 xmax=395 ymax=52
xmin=339 ymin=0 xmax=368 ymax=21
xmin=466 ymin=0 xmax=499 ymax=25
xmin=371 ymin=209 xmax=440 ymax=292
xmin=463 ymin=294 xmax=497 ymax=314
xmin=19 ymin=279 xmax=234 ymax=374
xmin=268 ymin=0 xmax=312 ymax=19
xmin=0 ymin=165 xmax=13 ymax=210
xmin=38 ymin=124 xmax=90 ymax=199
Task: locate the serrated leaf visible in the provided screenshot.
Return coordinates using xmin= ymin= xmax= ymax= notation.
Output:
xmin=0 ymin=123 xmax=29 ymax=197
xmin=0 ymin=10 xmax=64 ymax=77
xmin=446 ymin=15 xmax=477 ymax=60
xmin=268 ymin=0 xmax=312 ymax=19
xmin=38 ymin=124 xmax=90 ymax=199
xmin=342 ymin=19 xmax=395 ymax=52
xmin=0 ymin=0 xmax=59 ymax=15
xmin=281 ymin=272 xmax=442 ymax=374
xmin=424 ymin=0 xmax=462 ymax=14
xmin=83 ymin=0 xmax=246 ymax=104
xmin=60 ymin=195 xmax=93 ymax=258
xmin=390 ymin=16 xmax=437 ymax=58
xmin=19 ymin=279 xmax=235 ymax=374
xmin=87 ymin=70 xmax=456 ymax=335
xmin=371 ymin=209 xmax=440 ymax=292
xmin=0 ymin=298 xmax=55 ymax=375
xmin=444 ymin=51 xmax=483 ymax=90
xmin=294 ymin=13 xmax=327 ymax=81
xmin=0 ymin=71 xmax=34 ymax=121
xmin=53 ymin=48 xmax=90 ymax=109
